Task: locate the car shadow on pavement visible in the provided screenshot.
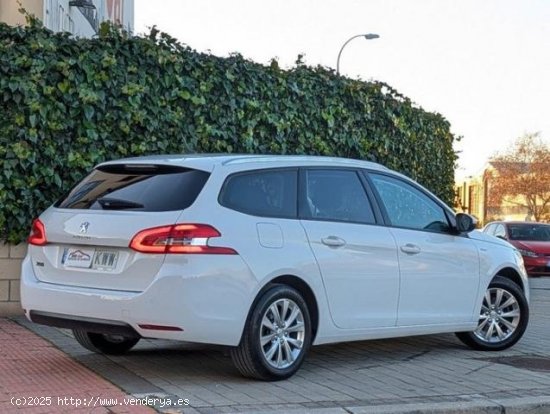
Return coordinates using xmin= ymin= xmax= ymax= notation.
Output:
xmin=79 ymin=332 xmax=466 ymax=382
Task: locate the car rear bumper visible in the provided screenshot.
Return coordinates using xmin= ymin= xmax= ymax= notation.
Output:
xmin=20 ymin=254 xmax=258 ymax=346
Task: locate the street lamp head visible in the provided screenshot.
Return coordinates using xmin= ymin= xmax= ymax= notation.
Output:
xmin=364 ymin=33 xmax=380 ymax=40
xmin=336 ymin=33 xmax=380 ymax=75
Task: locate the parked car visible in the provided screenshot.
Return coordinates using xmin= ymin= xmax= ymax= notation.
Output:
xmin=483 ymin=221 xmax=550 ymax=276
xmin=21 ymin=155 xmax=529 ymax=380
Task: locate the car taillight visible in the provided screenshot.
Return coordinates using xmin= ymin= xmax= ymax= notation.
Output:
xmin=129 ymin=224 xmax=237 ymax=254
xmin=28 ymin=218 xmax=47 ymax=246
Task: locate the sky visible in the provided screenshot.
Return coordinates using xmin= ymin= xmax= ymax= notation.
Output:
xmin=134 ymin=0 xmax=550 ymax=179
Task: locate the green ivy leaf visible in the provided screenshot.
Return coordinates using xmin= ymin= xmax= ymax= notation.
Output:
xmin=83 ymin=105 xmax=95 ymax=120
xmin=58 ymin=80 xmax=69 ymax=93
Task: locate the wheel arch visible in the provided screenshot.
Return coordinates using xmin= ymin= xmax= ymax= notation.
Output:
xmin=494 ymin=267 xmax=526 ymax=293
xmin=241 ymin=274 xmax=320 ymax=344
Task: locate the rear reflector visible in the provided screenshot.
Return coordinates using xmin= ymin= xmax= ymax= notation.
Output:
xmin=28 ymin=218 xmax=47 ymax=246
xmin=138 ymin=324 xmax=183 ymax=331
xmin=129 ymin=223 xmax=237 ymax=254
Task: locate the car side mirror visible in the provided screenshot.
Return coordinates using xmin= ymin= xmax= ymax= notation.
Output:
xmin=455 ymin=213 xmax=477 ymax=233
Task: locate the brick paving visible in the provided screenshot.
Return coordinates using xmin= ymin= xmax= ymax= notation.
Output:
xmin=9 ymin=277 xmax=550 ymax=413
xmin=0 ymin=319 xmax=155 ymax=413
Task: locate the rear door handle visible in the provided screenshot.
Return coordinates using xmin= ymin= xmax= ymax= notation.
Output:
xmin=321 ymin=236 xmax=346 ymax=247
xmin=400 ymin=243 xmax=421 ymax=255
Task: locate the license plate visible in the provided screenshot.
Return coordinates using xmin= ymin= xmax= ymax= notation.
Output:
xmin=62 ymin=248 xmax=118 ymax=270
xmin=92 ymin=250 xmax=119 ymax=270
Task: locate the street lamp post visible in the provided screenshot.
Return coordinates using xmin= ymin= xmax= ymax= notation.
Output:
xmin=336 ymin=33 xmax=380 ymax=75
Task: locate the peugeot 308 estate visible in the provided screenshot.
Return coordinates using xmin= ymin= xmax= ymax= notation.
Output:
xmin=21 ymin=155 xmax=530 ymax=380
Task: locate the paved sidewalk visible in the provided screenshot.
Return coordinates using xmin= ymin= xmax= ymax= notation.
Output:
xmin=0 ymin=318 xmax=156 ymax=413
xmin=10 ymin=277 xmax=550 ymax=413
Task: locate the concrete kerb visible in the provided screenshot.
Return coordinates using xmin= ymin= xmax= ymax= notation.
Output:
xmin=346 ymin=399 xmax=503 ymax=414
xmin=241 ymin=396 xmax=550 ymax=414
xmin=491 ymin=396 xmax=550 ymax=414
xmin=347 ymin=395 xmax=550 ymax=414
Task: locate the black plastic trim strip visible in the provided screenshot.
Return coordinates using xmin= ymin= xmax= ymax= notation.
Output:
xmin=29 ymin=310 xmax=140 ymax=338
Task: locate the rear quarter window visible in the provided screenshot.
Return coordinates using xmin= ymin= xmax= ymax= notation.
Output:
xmin=219 ymin=169 xmax=297 ymax=218
xmin=55 ymin=164 xmax=209 ymax=212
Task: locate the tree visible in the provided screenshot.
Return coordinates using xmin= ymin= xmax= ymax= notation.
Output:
xmin=488 ymin=133 xmax=550 ymax=222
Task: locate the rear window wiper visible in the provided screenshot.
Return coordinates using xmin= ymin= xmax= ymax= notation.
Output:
xmin=96 ymin=197 xmax=144 ymax=210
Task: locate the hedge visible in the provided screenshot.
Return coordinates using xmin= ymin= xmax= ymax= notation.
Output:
xmin=0 ymin=18 xmax=458 ymax=243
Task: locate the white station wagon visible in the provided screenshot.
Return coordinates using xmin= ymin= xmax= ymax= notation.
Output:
xmin=21 ymin=154 xmax=529 ymax=380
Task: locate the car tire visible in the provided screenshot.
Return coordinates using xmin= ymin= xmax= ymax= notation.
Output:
xmin=230 ymin=284 xmax=312 ymax=381
xmin=73 ymin=329 xmax=140 ymax=355
xmin=456 ymin=276 xmax=528 ymax=351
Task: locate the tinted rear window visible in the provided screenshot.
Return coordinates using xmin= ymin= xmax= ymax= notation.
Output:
xmin=56 ymin=164 xmax=209 ymax=211
xmin=219 ymin=169 xmax=297 ymax=218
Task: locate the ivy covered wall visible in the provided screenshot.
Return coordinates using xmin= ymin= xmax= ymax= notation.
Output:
xmin=0 ymin=21 xmax=458 ymax=242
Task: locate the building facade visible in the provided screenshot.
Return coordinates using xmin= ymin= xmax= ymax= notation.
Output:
xmin=0 ymin=0 xmax=133 ymax=37
xmin=455 ymin=164 xmax=540 ymax=226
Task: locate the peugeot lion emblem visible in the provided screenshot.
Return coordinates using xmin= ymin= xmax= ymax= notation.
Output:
xmin=79 ymin=221 xmax=90 ymax=234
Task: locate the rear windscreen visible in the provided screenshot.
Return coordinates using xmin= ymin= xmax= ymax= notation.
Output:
xmin=55 ymin=164 xmax=210 ymax=211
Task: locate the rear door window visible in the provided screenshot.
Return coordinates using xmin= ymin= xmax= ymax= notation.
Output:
xmin=56 ymin=164 xmax=209 ymax=211
xmin=219 ymin=169 xmax=297 ymax=218
xmin=301 ymin=169 xmax=376 ymax=224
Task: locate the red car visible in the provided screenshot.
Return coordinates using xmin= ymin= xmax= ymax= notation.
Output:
xmin=483 ymin=221 xmax=550 ymax=276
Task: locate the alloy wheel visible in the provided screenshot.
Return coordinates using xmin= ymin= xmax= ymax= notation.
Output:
xmin=474 ymin=287 xmax=520 ymax=343
xmin=259 ymin=298 xmax=305 ymax=369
